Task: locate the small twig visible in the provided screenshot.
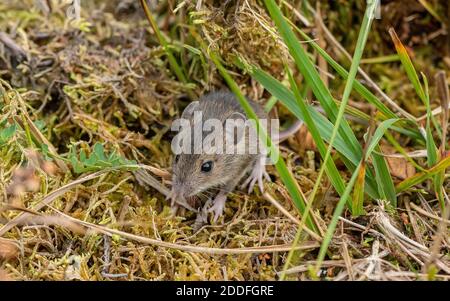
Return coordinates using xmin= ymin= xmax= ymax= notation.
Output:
xmin=423 ymin=191 xmax=450 ymax=274
xmin=416 ymin=102 xmax=450 ymax=122
xmin=263 ymin=192 xmax=322 ymax=242
xmin=384 ymin=271 xmax=450 ymax=280
xmin=341 ymin=241 xmax=354 ymax=280
xmin=435 ymin=71 xmax=449 ymax=155
xmin=133 ymin=166 xmax=171 ymax=197
xmin=101 ymin=235 xmax=128 ymax=279
xmin=404 ymin=199 xmax=426 ymax=246
xmin=338 ymin=216 xmax=385 ymax=239
xmin=410 ymin=202 xmax=450 ymax=225
xmin=139 ymin=0 xmax=194 ymax=100
xmin=281 ymin=1 xmax=311 ymax=27
xmin=375 ymin=204 xmax=450 ymax=273
xmin=263 ymin=192 xmax=300 ymax=225
xmin=48 ymin=206 xmax=321 ymax=255
xmin=278 ymin=250 xmax=390 ymax=276
xmin=0 ymin=168 xmax=115 ymax=237
xmin=0 ymin=32 xmax=27 ymax=60
xmin=359 ymin=240 xmax=380 ymax=280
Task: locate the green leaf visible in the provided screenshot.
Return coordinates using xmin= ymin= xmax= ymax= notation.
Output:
xmin=68 ymin=142 xmax=137 ymax=174
xmin=422 ymin=75 xmax=438 ymax=168
xmin=307 ymin=0 xmax=380 ymax=271
xmin=293 ymin=27 xmax=399 ymax=121
xmin=365 ymin=119 xmax=399 ymax=161
xmin=372 ymin=147 xmax=397 ymax=207
xmin=389 ymin=28 xmax=427 ymax=105
xmin=0 ymin=123 xmax=17 ymax=146
xmin=396 ymin=154 xmax=450 ymax=192
xmin=363 ymin=118 xmax=399 ymax=208
xmin=286 ymin=65 xmax=349 ymax=206
xmin=264 ymin=0 xmax=362 ymax=158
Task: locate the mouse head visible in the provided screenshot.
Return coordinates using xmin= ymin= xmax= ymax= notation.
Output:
xmin=171 ymin=100 xmax=249 ymax=202
xmin=171 ymin=152 xmax=241 ymax=200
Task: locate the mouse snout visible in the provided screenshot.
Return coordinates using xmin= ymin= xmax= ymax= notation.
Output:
xmin=171 ymin=180 xmax=188 ymax=201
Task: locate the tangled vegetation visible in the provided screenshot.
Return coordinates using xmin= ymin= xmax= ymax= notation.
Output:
xmin=0 ymin=0 xmax=449 ymax=280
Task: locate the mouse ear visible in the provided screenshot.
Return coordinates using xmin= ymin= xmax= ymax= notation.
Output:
xmin=223 ymin=112 xmax=247 ymax=146
xmin=181 ymin=101 xmax=199 ymax=119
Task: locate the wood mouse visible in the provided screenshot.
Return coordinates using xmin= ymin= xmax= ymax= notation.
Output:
xmin=170 ymin=90 xmax=301 ymax=222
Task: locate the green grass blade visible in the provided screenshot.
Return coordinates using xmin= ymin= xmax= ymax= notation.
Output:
xmin=396 ymin=154 xmax=450 ymax=192
xmin=361 ymin=54 xmax=400 ymax=64
xmin=140 ymin=0 xmax=194 ymax=99
xmin=293 ymin=27 xmax=399 ymax=121
xmin=311 ymin=0 xmax=380 ymax=269
xmin=242 ymin=64 xmax=380 ymax=199
xmin=436 ymin=71 xmax=449 ymax=210
xmin=279 ymin=67 xmax=338 ymax=278
xmin=285 ymin=65 xmax=348 ymax=203
xmin=314 ymin=161 xmax=362 ymax=273
xmin=264 ymin=0 xmax=362 ymax=158
xmin=365 ymin=118 xmax=399 ymax=207
xmin=422 ymin=73 xmax=444 ymax=208
xmin=297 ymin=0 xmax=378 ymax=216
xmin=244 ymin=66 xmax=357 ymax=164
xmin=389 ymin=28 xmax=427 ymax=105
xmin=372 ymin=148 xmax=398 ymax=207
xmin=264 ymin=95 xmax=278 ymax=112
xmin=316 ymin=115 xmax=398 ymax=267
xmin=422 ymin=75 xmax=438 ymax=168
xmin=365 ymin=119 xmax=400 ymax=161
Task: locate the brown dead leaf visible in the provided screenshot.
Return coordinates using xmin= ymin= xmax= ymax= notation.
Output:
xmin=258 ymin=253 xmax=271 ymax=261
xmin=444 ymin=57 xmax=450 ymax=69
xmin=0 ymin=238 xmax=19 ymax=259
xmin=0 ymin=268 xmax=13 ymax=281
xmin=41 ymin=161 xmax=58 ymax=175
xmin=381 ymin=145 xmax=416 ymax=180
xmin=23 ymin=148 xmax=58 ymax=175
xmin=6 ymin=166 xmax=40 ymax=197
xmin=294 ymin=124 xmax=317 ymax=152
xmin=400 ymin=212 xmax=410 ymax=225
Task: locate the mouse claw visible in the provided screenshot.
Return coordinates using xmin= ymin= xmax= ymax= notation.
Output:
xmin=207 ymin=193 xmax=227 ymax=222
xmin=241 ymin=156 xmax=270 ymax=193
xmin=169 ymin=190 xmax=197 ymax=212
xmin=178 ymin=200 xmax=196 ymax=212
xmin=170 ymin=204 xmax=179 ymax=216
xmin=167 ymin=191 xmax=176 ymax=207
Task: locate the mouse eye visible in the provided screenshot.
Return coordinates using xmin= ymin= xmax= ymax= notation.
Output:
xmin=200 ymin=161 xmax=213 ymax=173
xmin=174 ymin=155 xmax=180 ymax=163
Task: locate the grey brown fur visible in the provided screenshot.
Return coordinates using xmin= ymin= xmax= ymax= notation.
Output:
xmin=171 ymin=90 xmax=269 ymax=208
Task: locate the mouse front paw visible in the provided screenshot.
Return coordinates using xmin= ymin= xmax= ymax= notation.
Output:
xmin=207 ymin=193 xmax=227 ymax=222
xmin=241 ymin=156 xmax=270 ymax=194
